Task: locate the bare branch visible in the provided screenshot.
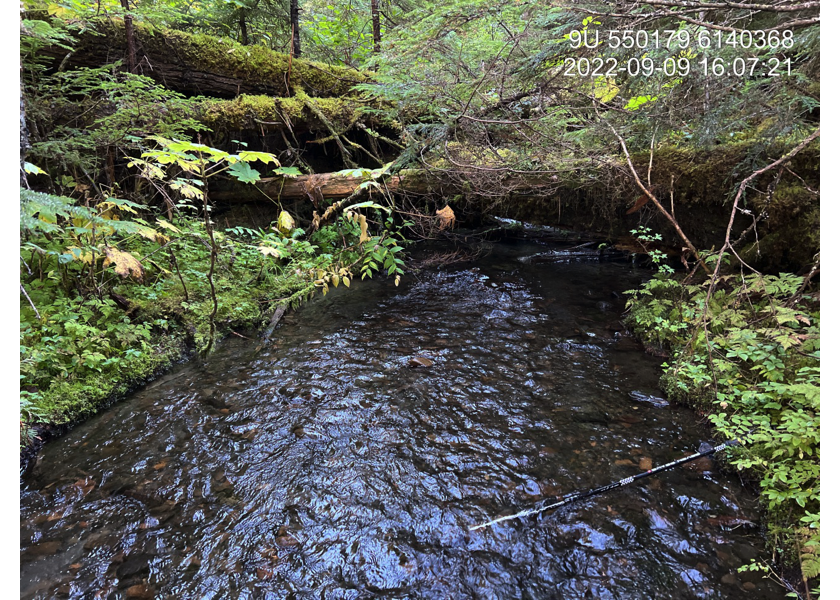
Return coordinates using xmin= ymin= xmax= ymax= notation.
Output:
xmin=678 ymin=14 xmax=820 ymax=32
xmin=701 ymin=127 xmax=820 ymax=316
xmin=571 ymin=7 xmax=819 ymax=31
xmin=629 ymin=0 xmax=820 ymax=13
xmin=603 ymin=119 xmax=709 ymax=271
xmin=20 ymin=284 xmax=41 ymax=320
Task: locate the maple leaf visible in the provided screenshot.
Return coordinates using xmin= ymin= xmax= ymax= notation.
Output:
xmin=102 ymin=246 xmax=144 ymax=281
xmin=436 ymin=205 xmax=455 ymax=230
xmin=227 ymin=161 xmax=261 ymax=184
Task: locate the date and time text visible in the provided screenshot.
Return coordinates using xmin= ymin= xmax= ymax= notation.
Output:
xmin=562 ymin=28 xmax=796 ymax=78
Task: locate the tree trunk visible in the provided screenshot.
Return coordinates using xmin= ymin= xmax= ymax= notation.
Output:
xmin=20 ymin=5 xmax=29 ymax=188
xmin=290 ymin=0 xmax=301 ymax=58
xmin=239 ymin=9 xmax=249 ymax=46
xmin=20 ymin=71 xmax=29 ymax=188
xmin=371 ymin=0 xmax=381 ymax=54
xmin=120 ymin=0 xmax=137 ymax=73
xmin=211 ymin=170 xmax=444 ymax=203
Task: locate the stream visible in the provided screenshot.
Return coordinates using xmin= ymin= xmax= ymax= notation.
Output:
xmin=20 ymin=239 xmax=781 ymax=599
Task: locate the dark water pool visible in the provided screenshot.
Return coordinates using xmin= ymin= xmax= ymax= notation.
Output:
xmin=21 ymin=241 xmax=781 ymax=599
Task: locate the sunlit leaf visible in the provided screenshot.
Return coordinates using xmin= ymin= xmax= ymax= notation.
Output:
xmin=156 ymin=219 xmax=181 ymax=234
xmin=24 ymin=162 xmax=46 ymax=175
xmin=236 ymin=150 xmax=279 ymax=165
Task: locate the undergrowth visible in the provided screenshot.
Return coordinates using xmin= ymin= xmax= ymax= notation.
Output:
xmin=20 ymin=187 xmax=407 ymax=443
xmin=625 ymin=269 xmax=819 ymax=597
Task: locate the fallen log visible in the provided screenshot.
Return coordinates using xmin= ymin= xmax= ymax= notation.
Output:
xmin=210 ymin=166 xmax=594 ymax=205
xmin=196 ymin=93 xmax=394 ymax=138
xmin=39 ymin=18 xmax=371 ymax=98
xmin=211 ymin=170 xmax=446 ymax=204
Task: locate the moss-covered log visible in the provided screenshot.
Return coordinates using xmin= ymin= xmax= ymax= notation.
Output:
xmin=195 ymin=93 xmax=396 ymax=136
xmin=211 ymin=139 xmax=818 ymax=272
xmin=477 ymin=141 xmax=819 ymax=272
xmin=42 ymin=18 xmax=371 ymax=98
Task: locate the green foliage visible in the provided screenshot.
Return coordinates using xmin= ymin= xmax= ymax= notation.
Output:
xmin=303 ymin=0 xmax=376 ymax=67
xmin=630 ymin=226 xmax=674 ymax=275
xmin=20 ymin=170 xmax=410 ymax=443
xmin=21 ymin=293 xmax=154 ymax=389
xmin=22 ymin=40 xmax=206 ymax=182
xmin=626 ymin=270 xmax=820 ymax=590
xmin=21 ymin=189 xmax=170 ymax=283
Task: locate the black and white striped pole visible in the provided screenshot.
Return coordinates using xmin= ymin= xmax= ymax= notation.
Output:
xmin=469 ymin=436 xmax=745 ymax=531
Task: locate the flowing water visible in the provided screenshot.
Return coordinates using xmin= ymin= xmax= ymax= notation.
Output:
xmin=21 ymin=240 xmax=781 ymax=599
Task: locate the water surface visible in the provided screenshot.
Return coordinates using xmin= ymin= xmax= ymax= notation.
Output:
xmin=21 ymin=240 xmax=779 ymax=599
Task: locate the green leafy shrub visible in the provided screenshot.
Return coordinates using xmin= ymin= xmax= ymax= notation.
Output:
xmin=626 ymin=271 xmax=819 ymax=592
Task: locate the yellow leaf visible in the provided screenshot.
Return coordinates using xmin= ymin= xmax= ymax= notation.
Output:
xmin=395 ymin=275 xmax=401 ymax=287
xmin=277 ymin=211 xmax=296 ymax=235
xmin=102 ymin=246 xmax=144 ymax=281
xmin=136 ymin=226 xmax=169 ymax=244
xmin=156 ymin=219 xmax=181 ymax=234
xmin=64 ymin=246 xmax=94 ymax=264
xmin=332 ymin=274 xmax=339 ymax=287
xmin=259 ymin=246 xmax=281 ymax=258
xmin=47 ymin=3 xmax=69 ymax=16
xmin=342 ymin=276 xmax=350 ymax=288
xmin=436 ymin=205 xmax=455 ymax=230
xmin=358 ymin=215 xmax=370 ymax=243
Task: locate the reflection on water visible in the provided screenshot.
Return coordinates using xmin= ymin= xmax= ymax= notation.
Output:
xmin=21 ymin=241 xmax=780 ymax=599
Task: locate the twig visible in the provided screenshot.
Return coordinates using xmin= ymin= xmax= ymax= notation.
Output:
xmin=629 ymin=0 xmax=820 ymax=13
xmin=20 ymin=284 xmax=41 ymax=320
xmin=704 ymin=128 xmax=820 ymax=302
xmin=785 ymin=254 xmax=820 ymax=307
xmin=647 ymin=124 xmax=658 ymax=189
xmin=356 ymin=123 xmax=406 ymax=149
xmin=783 ymin=166 xmax=819 ymax=196
xmin=261 ymin=300 xmax=288 ymax=341
xmin=300 ymin=94 xmax=357 ymax=169
xmin=603 ymin=119 xmax=709 ymax=272
xmin=169 ymin=247 xmax=189 ymax=301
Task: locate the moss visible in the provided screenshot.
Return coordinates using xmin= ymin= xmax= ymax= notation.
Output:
xmin=473 ymin=138 xmax=818 ymax=272
xmin=194 ymin=93 xmax=383 ymax=135
xmin=72 ymin=18 xmax=371 ymax=98
xmin=28 ymin=274 xmax=289 ymax=428
xmin=22 ymin=228 xmax=316 ymax=434
xmin=35 ymin=334 xmax=186 ymax=425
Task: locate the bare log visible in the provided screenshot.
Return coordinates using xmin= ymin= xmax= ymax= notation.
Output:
xmin=211 ymin=170 xmax=447 ymax=203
